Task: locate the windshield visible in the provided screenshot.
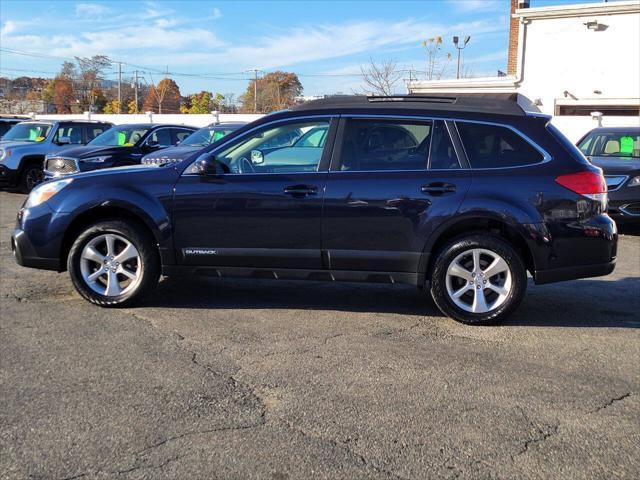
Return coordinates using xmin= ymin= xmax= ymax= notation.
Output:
xmin=2 ymin=123 xmax=52 ymax=142
xmin=181 ymin=126 xmax=238 ymax=147
xmin=89 ymin=126 xmax=150 ymax=147
xmin=579 ymin=131 xmax=640 ymax=159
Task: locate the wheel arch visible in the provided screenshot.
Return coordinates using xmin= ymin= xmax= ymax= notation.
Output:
xmin=59 ymin=205 xmax=161 ymax=272
xmin=420 ymin=215 xmax=537 ymax=282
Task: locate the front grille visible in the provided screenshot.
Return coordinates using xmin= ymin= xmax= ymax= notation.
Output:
xmin=44 ymin=157 xmax=79 ymax=175
xmin=605 ymin=175 xmax=628 ymax=191
xmin=620 ymin=202 xmax=640 ymax=216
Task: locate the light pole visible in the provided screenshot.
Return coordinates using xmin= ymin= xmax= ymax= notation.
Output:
xmin=453 ymin=36 xmax=470 ymax=79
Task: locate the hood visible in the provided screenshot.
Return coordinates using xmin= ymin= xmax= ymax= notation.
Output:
xmin=142 ymin=145 xmax=201 ymax=162
xmin=589 ymin=156 xmax=640 ymax=175
xmin=53 ymin=145 xmax=136 ymax=160
xmin=0 ymin=140 xmax=44 ymax=149
xmin=68 ymin=163 xmax=169 ymax=181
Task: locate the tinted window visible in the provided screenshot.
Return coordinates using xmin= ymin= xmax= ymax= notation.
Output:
xmin=90 ymin=126 xmax=150 ymax=146
xmin=172 ymin=128 xmax=193 ymax=144
xmin=181 ymin=126 xmax=238 ymax=146
xmin=339 ymin=119 xmax=432 ymax=171
xmin=148 ymin=129 xmax=172 ymax=147
xmin=88 ymin=125 xmax=109 ymax=141
xmin=215 ymin=120 xmax=330 ymax=174
xmin=54 ymin=125 xmax=84 ymax=144
xmin=429 ymin=121 xmax=460 ymax=170
xmin=457 ymin=122 xmax=544 ymax=168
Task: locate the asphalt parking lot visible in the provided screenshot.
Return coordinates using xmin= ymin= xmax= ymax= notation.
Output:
xmin=0 ymin=191 xmax=638 ymax=480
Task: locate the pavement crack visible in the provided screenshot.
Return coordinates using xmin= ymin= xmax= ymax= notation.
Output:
xmin=590 ymin=392 xmax=633 ymax=414
xmin=276 ymin=417 xmax=412 ymax=480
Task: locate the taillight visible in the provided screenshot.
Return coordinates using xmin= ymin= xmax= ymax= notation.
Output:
xmin=555 ymin=171 xmax=606 ymax=195
xmin=555 ymin=170 xmax=608 ymax=209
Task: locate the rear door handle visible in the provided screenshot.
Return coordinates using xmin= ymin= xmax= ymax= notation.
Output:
xmin=421 ymin=183 xmax=456 ymax=195
xmin=284 ymin=184 xmax=318 ymax=197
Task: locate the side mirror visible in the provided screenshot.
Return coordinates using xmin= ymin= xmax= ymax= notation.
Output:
xmin=57 ymin=136 xmax=71 ymax=145
xmin=193 ymin=157 xmax=230 ymax=175
xmin=250 ymin=149 xmax=264 ymax=164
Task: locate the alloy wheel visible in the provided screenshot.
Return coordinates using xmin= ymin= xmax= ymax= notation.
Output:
xmin=445 ymin=248 xmax=512 ymax=314
xmin=79 ymin=233 xmax=142 ymax=297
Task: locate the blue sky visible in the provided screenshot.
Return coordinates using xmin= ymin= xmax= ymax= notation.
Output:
xmin=0 ymin=0 xmax=606 ymax=98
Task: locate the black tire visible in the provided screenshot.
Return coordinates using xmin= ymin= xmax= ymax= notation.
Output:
xmin=430 ymin=234 xmax=527 ymax=325
xmin=20 ymin=163 xmax=44 ymax=193
xmin=67 ymin=219 xmax=160 ymax=307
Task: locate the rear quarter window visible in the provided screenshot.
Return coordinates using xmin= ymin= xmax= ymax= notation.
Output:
xmin=457 ymin=122 xmax=545 ymax=168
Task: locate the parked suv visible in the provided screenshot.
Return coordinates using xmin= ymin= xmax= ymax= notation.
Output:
xmin=0 ymin=120 xmax=112 ymax=192
xmin=12 ymin=95 xmax=617 ymax=324
xmin=44 ymin=123 xmax=197 ymax=179
xmin=577 ymin=126 xmax=640 ymax=223
xmin=0 ymin=116 xmax=30 ymax=139
xmin=141 ymin=122 xmax=246 ymax=166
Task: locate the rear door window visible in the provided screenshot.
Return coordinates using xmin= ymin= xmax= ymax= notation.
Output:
xmin=87 ymin=125 xmax=110 ymax=141
xmin=429 ymin=121 xmax=460 ymax=170
xmin=337 ymin=119 xmax=432 ymax=171
xmin=54 ymin=125 xmax=84 ymax=144
xmin=456 ymin=122 xmax=544 ymax=168
xmin=172 ymin=128 xmax=194 ymax=144
xmin=148 ymin=128 xmax=172 ymax=147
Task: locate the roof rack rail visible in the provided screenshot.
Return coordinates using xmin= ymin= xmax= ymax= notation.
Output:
xmin=367 ymin=95 xmax=456 ymax=104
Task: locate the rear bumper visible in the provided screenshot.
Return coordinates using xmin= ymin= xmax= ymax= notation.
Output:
xmin=534 ymin=259 xmax=616 ymax=284
xmin=12 ymin=227 xmax=61 ymax=271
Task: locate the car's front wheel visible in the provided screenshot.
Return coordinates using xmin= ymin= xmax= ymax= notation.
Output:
xmin=430 ymin=234 xmax=527 ymax=324
xmin=67 ymin=220 xmax=160 ymax=307
xmin=20 ymin=163 xmax=44 ymax=193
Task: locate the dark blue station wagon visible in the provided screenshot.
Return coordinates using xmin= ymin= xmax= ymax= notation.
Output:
xmin=12 ymin=95 xmax=617 ymax=324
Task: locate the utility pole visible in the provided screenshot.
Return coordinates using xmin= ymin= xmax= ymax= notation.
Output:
xmin=452 ymin=36 xmax=471 ymax=79
xmin=253 ymin=69 xmax=258 ymax=113
xmin=133 ymin=70 xmax=138 ymax=113
xmin=117 ymin=62 xmax=122 ymax=113
xmin=242 ymin=69 xmax=262 ymax=113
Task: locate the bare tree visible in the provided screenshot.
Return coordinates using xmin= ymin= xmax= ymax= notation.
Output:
xmin=360 ymin=58 xmax=403 ymax=96
xmin=422 ymin=37 xmax=452 ymax=80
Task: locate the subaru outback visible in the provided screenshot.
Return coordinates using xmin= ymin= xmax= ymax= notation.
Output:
xmin=11 ymin=95 xmax=617 ymax=324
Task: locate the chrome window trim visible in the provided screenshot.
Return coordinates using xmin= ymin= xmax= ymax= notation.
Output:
xmin=182 ymin=113 xmax=551 ymax=176
xmin=181 ymin=115 xmax=337 ymax=176
xmin=339 ymin=113 xmax=552 ymax=170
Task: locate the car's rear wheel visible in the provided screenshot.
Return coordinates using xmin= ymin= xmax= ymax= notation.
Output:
xmin=20 ymin=164 xmax=44 ymax=193
xmin=430 ymin=234 xmax=527 ymax=324
xmin=67 ymin=220 xmax=160 ymax=307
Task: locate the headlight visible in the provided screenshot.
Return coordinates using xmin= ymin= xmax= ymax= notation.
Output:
xmin=0 ymin=148 xmax=10 ymax=161
xmin=24 ymin=179 xmax=73 ymax=208
xmin=628 ymin=176 xmax=640 ymax=187
xmin=142 ymin=157 xmax=179 ymax=166
xmin=83 ymin=156 xmax=110 ymax=163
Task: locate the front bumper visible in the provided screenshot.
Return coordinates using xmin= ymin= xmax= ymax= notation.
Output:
xmin=12 ymin=227 xmax=61 ymax=271
xmin=0 ymin=165 xmax=19 ymax=187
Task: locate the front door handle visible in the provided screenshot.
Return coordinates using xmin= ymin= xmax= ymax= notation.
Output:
xmin=421 ymin=182 xmax=456 ymax=195
xmin=284 ymin=184 xmax=318 ymax=197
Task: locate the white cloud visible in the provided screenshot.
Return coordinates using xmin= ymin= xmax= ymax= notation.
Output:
xmin=211 ymin=8 xmax=222 ymax=20
xmin=447 ymin=0 xmax=503 ymax=12
xmin=75 ymin=3 xmax=110 ymax=17
xmin=1 ymin=20 xmax=18 ymax=36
